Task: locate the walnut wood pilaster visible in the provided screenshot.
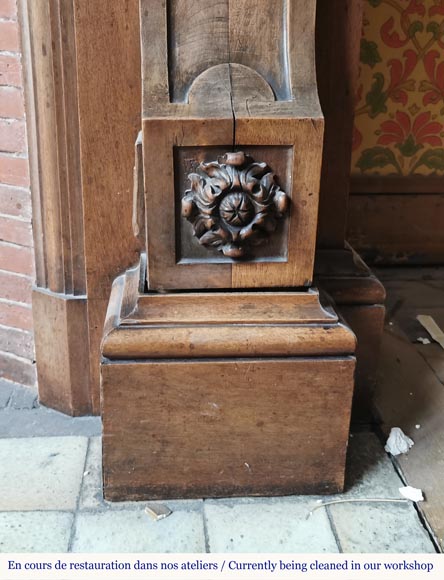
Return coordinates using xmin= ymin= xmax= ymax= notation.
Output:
xmin=19 ymin=0 xmax=91 ymax=415
xmin=20 ymin=0 xmax=141 ymax=414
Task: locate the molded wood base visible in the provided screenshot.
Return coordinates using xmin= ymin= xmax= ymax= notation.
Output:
xmin=100 ymin=257 xmax=356 ymax=500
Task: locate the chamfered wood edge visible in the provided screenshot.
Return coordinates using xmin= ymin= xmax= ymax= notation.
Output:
xmin=102 ymin=255 xmax=145 ymax=344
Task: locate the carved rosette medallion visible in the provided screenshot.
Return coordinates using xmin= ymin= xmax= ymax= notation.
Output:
xmin=181 ymin=152 xmax=290 ymax=258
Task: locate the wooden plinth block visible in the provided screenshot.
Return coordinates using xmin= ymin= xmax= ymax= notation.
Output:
xmin=102 ymin=357 xmax=355 ymax=500
xmin=33 ymin=288 xmax=91 ymax=416
xmin=101 ymin=258 xmax=356 ymax=500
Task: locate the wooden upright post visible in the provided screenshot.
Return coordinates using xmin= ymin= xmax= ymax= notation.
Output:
xmin=19 ymin=0 xmax=90 ymax=414
xmin=19 ymin=0 xmax=141 ymax=414
xmin=100 ymin=0 xmax=357 ymax=500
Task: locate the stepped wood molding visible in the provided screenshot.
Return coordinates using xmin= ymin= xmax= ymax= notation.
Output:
xmin=19 ymin=0 xmax=89 ymax=414
xmin=101 ymin=256 xmax=357 ymax=499
xmin=19 ymin=1 xmax=85 ymax=295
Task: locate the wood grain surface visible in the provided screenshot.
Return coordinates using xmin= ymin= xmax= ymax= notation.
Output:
xmin=102 ymin=357 xmax=356 ymax=500
xmin=73 ymin=0 xmax=142 ymax=411
xmin=314 ymin=247 xmax=386 ymax=422
xmin=316 ymin=0 xmax=364 ymax=247
xmin=347 ymin=194 xmax=444 ymax=265
xmin=20 ymin=0 xmax=91 ymax=414
xmin=22 ymin=0 xmax=367 ymax=418
xmin=73 ymin=0 xmax=142 ymax=299
xmin=20 ymin=0 xmax=85 ymax=294
xmin=101 ymin=259 xmax=356 ymax=360
xmin=141 ymin=0 xmax=323 ymax=290
xmin=126 ymin=290 xmax=337 ymax=325
xmin=340 ymin=304 xmax=385 ymax=423
xmin=33 ymin=288 xmax=91 ymax=415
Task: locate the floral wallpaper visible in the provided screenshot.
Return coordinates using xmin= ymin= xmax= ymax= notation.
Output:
xmin=352 ymin=0 xmax=444 ymax=177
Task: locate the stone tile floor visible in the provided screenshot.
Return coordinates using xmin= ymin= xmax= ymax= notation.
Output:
xmin=0 ymin=380 xmax=438 ymax=553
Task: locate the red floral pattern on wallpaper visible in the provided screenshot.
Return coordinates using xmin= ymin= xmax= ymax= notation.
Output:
xmin=352 ymin=0 xmax=444 ymax=177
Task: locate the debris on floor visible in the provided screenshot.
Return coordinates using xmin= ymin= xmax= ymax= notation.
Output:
xmin=417 ymin=337 xmax=431 ymax=345
xmin=384 ymin=427 xmax=414 ymax=456
xmin=306 ymin=498 xmax=408 ymax=519
xmin=417 ymin=315 xmax=444 ymax=350
xmin=144 ymin=503 xmax=172 ymax=521
xmin=399 ymin=486 xmax=424 ymax=502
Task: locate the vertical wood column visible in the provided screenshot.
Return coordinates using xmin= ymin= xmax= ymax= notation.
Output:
xmin=73 ymin=0 xmax=142 ymax=413
xmin=316 ymin=0 xmax=364 ymax=247
xmin=20 ymin=0 xmax=141 ymax=414
xmin=19 ymin=0 xmax=91 ymax=415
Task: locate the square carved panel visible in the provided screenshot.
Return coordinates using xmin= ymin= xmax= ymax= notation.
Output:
xmin=143 ymin=115 xmax=322 ymax=291
xmin=175 ymin=145 xmax=293 ymax=265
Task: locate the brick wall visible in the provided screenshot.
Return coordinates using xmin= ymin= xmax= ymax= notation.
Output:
xmin=0 ymin=0 xmax=36 ymax=387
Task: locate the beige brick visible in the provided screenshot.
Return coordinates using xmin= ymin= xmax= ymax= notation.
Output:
xmin=0 ymin=184 xmax=32 ymax=219
xmin=0 ymin=20 xmax=20 ymax=52
xmin=0 ymin=154 xmax=29 ymax=187
xmin=0 ymin=242 xmax=33 ymax=275
xmin=0 ymin=300 xmax=33 ymax=330
xmin=0 ymin=86 xmax=24 ymax=118
xmin=0 ymin=0 xmax=17 ymax=20
xmin=0 ymin=351 xmax=36 ymax=386
xmin=0 ymin=54 xmax=22 ymax=88
xmin=0 ymin=326 xmax=34 ymax=360
xmin=0 ymin=119 xmax=26 ymax=154
xmin=0 ymin=215 xmax=32 ymax=247
xmin=0 ymin=270 xmax=32 ymax=303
